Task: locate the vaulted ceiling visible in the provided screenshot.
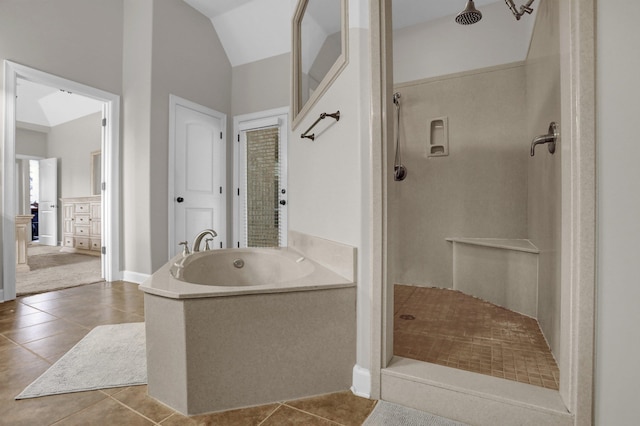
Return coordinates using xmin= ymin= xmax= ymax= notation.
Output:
xmin=184 ymin=0 xmax=501 ymax=67
xmin=17 ymin=1 xmax=506 ymax=128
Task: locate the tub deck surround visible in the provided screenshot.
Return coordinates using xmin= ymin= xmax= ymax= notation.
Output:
xmin=141 ymin=247 xmax=353 ymax=299
xmin=141 ymin=233 xmax=358 ymax=415
xmin=288 ymin=230 xmax=357 ymax=282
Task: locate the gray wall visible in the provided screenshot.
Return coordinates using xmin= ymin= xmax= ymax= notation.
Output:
xmin=232 ymin=53 xmax=290 ymax=116
xmin=16 ymin=128 xmax=47 ymax=158
xmin=149 ymin=0 xmax=232 ymax=271
xmin=389 ymin=64 xmax=529 ymax=288
xmin=0 ymin=0 xmax=123 ymax=94
xmin=121 ymin=0 xmax=232 ymax=275
xmin=525 ymin=0 xmax=561 ymax=356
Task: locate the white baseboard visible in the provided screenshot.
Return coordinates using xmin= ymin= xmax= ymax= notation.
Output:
xmin=351 ymin=364 xmax=372 ymax=398
xmin=121 ymin=271 xmax=151 ymax=285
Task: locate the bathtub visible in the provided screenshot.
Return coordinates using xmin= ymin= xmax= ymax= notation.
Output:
xmin=140 ymin=233 xmax=357 ymax=415
xmin=142 ymin=247 xmax=352 ymax=299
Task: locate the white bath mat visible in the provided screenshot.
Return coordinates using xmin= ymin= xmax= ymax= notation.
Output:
xmin=16 ymin=322 xmax=147 ymax=399
xmin=363 ymin=401 xmax=470 ymax=426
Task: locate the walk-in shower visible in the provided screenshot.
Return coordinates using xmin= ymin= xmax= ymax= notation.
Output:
xmin=389 ymin=0 xmax=560 ymax=395
xmin=392 ymin=92 xmax=407 ymax=181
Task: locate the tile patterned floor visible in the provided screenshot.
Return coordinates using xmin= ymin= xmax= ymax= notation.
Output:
xmin=0 ymin=281 xmax=377 ymax=425
xmin=394 ymin=285 xmax=560 ymax=390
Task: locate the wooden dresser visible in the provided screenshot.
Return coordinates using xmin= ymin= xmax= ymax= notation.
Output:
xmin=60 ymin=196 xmax=101 ymax=256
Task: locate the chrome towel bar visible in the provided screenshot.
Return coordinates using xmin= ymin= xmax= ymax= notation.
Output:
xmin=300 ymin=111 xmax=340 ymax=141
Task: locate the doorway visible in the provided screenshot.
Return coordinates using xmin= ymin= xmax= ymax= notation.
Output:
xmin=233 ymin=107 xmax=289 ymax=248
xmin=2 ymin=61 xmax=120 ymax=301
xmin=369 ymin=0 xmax=596 ymax=424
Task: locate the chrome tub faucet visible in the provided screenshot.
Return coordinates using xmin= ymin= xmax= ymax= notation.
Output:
xmin=193 ymin=229 xmax=218 ymax=252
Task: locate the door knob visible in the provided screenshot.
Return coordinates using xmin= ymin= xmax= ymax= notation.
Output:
xmin=177 ymin=197 xmax=184 ymax=203
xmin=279 ymin=200 xmax=286 ymax=206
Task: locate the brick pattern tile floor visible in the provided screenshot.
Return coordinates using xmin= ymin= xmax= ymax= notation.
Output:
xmin=394 ymin=285 xmax=560 ymax=390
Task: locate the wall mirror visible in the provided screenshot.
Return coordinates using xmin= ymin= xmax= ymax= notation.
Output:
xmin=292 ymin=0 xmax=348 ymax=128
xmin=90 ymin=150 xmax=101 ymax=196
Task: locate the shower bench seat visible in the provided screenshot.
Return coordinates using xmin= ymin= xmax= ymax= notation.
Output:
xmin=446 ymin=237 xmax=539 ymax=318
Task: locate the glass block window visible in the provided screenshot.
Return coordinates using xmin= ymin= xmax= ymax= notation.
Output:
xmin=245 ymin=127 xmax=280 ymax=247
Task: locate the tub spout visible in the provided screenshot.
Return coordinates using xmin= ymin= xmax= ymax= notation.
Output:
xmin=193 ymin=229 xmax=218 ymax=252
xmin=530 ymin=122 xmax=559 ymax=156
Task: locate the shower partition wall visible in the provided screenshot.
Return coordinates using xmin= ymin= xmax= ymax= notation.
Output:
xmin=388 ymin=64 xmax=529 ymax=290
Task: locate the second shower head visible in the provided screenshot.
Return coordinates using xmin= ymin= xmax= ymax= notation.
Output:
xmin=455 ymin=0 xmax=482 ymax=25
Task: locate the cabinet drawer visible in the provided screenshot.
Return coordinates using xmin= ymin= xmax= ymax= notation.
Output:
xmin=75 ymin=237 xmax=90 ymax=249
xmin=63 ymin=236 xmax=74 ymax=248
xmin=90 ymin=239 xmax=101 ymax=252
xmin=75 ymin=215 xmax=90 ymax=225
xmin=74 ymin=225 xmax=90 ymax=236
xmin=74 ymin=203 xmax=90 ymax=214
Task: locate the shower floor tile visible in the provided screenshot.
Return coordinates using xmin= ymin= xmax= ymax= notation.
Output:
xmin=394 ymin=285 xmax=560 ymax=390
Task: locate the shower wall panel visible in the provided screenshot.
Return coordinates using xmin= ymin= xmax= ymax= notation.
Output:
xmin=526 ymin=0 xmax=562 ymax=355
xmin=389 ymin=64 xmax=529 ymax=288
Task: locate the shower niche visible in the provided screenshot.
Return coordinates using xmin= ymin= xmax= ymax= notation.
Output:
xmin=427 ymin=116 xmax=449 ymax=157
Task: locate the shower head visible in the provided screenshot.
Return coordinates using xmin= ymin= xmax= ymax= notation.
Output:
xmin=504 ymin=0 xmax=535 ymax=21
xmin=455 ymin=0 xmax=483 ymax=25
xmin=393 ymin=92 xmax=401 ymax=106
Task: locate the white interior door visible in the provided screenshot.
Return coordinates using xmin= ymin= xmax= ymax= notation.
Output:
xmin=171 ymin=100 xmax=225 ymax=257
xmin=38 ymin=158 xmax=58 ymax=246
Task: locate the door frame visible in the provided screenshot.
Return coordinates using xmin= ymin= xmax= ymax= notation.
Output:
xmin=232 ymin=107 xmax=289 ymax=248
xmin=2 ymin=61 xmax=121 ymax=301
xmin=168 ymin=94 xmax=226 ymax=258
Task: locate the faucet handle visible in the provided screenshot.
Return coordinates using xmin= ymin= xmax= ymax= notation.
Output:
xmin=205 ymin=238 xmax=213 ymax=251
xmin=179 ymin=241 xmax=190 ymax=256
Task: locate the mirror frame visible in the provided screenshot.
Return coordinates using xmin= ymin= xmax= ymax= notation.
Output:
xmin=291 ymin=0 xmax=348 ymax=129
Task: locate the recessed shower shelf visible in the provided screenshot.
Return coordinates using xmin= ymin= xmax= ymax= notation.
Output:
xmin=445 ymin=237 xmax=539 ymax=254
